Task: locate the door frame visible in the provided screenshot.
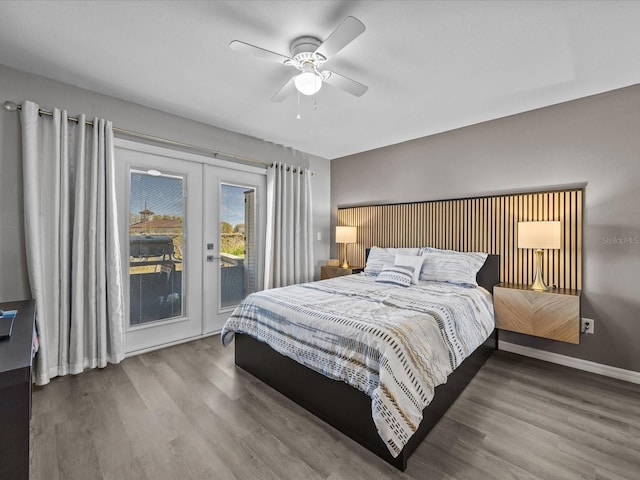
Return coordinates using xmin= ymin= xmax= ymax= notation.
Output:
xmin=114 ymin=139 xmax=266 ymax=354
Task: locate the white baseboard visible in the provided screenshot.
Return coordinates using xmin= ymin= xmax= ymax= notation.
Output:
xmin=498 ymin=340 xmax=640 ymax=385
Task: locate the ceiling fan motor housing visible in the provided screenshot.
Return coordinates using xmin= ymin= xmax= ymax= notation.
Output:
xmin=290 ymin=36 xmax=326 ymax=67
xmin=290 ymin=36 xmax=321 ymax=56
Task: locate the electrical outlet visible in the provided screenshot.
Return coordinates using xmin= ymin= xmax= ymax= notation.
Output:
xmin=581 ymin=318 xmax=595 ymax=335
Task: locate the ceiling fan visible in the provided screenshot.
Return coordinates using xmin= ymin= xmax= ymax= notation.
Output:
xmin=230 ymin=16 xmax=368 ymax=102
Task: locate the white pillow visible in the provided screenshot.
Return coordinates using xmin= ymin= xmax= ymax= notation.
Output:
xmin=364 ymin=246 xmax=420 ymax=276
xmin=375 ymin=265 xmax=414 ymax=287
xmin=419 ymin=247 xmax=488 ymax=287
xmin=394 ymin=254 xmax=424 ymax=284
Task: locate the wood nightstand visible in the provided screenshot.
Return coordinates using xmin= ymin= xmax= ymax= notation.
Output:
xmin=494 ymin=283 xmax=581 ymax=344
xmin=320 ymin=265 xmax=364 ymax=280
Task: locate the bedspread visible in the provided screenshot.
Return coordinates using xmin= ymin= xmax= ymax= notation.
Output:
xmin=221 ymin=274 xmax=494 ymax=457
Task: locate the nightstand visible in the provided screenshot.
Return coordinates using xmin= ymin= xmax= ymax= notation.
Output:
xmin=494 ymin=283 xmax=581 ymax=344
xmin=320 ymin=265 xmax=364 ymax=280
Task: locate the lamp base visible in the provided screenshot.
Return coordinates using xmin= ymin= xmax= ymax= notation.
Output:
xmin=529 ymin=249 xmax=549 ymax=291
xmin=529 ymin=276 xmax=549 ymax=291
xmin=341 ymin=243 xmax=350 ymax=269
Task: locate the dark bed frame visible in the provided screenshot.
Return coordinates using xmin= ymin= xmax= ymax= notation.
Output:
xmin=235 ymin=254 xmax=500 ymax=471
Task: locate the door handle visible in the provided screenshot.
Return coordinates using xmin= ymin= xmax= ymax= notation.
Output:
xmin=207 ymin=255 xmax=221 ymax=262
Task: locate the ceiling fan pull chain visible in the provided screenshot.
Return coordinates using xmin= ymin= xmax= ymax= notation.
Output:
xmin=296 ymin=90 xmax=301 ymax=120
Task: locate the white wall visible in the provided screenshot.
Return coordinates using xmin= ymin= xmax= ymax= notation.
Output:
xmin=0 ymin=64 xmax=331 ymax=302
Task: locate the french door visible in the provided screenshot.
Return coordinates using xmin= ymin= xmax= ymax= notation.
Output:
xmin=203 ymin=165 xmax=265 ymax=333
xmin=115 ymin=140 xmax=265 ymax=354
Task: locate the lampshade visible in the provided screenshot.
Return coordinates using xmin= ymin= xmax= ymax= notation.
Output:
xmin=294 ymin=72 xmax=322 ymax=96
xmin=518 ymin=221 xmax=561 ymax=249
xmin=336 ymin=226 xmax=357 ymax=244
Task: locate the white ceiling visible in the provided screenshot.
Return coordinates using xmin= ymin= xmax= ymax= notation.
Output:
xmin=1 ymin=1 xmax=640 ymax=160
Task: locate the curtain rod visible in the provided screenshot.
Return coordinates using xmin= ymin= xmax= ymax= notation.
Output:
xmin=2 ymin=100 xmax=271 ymax=168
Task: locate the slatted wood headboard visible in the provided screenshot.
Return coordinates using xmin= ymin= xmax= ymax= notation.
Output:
xmin=337 ymin=188 xmax=582 ymax=290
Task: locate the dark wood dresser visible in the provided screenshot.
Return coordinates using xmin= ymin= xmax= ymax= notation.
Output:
xmin=0 ymin=300 xmax=36 ymax=480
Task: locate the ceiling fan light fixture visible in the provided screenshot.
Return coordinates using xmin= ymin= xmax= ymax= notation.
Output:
xmin=294 ymin=71 xmax=322 ymax=96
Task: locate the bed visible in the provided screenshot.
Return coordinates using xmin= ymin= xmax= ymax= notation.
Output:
xmin=221 ymin=250 xmax=500 ymax=471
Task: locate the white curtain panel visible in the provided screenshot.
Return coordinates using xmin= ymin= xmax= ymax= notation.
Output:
xmin=20 ymin=101 xmax=125 ymax=386
xmin=264 ymin=162 xmax=314 ymax=288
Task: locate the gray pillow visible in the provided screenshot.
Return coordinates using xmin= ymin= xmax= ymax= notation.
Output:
xmin=375 ymin=265 xmax=415 ymax=287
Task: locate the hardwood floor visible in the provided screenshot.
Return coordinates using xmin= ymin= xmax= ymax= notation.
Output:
xmin=30 ymin=337 xmax=640 ymax=479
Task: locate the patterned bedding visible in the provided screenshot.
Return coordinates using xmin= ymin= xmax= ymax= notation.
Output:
xmin=221 ymin=273 xmax=495 ymax=457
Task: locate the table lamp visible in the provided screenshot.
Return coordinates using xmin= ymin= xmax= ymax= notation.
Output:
xmin=518 ymin=221 xmax=561 ymax=291
xmin=336 ymin=226 xmax=357 ymax=269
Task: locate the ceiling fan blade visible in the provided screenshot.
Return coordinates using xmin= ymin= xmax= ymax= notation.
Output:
xmin=323 ymin=71 xmax=368 ymax=97
xmin=315 ymin=16 xmax=365 ymax=60
xmin=229 ymin=40 xmax=292 ymax=65
xmin=271 ymin=76 xmax=296 ymax=102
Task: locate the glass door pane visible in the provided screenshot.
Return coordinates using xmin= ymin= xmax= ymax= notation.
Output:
xmin=129 ymin=170 xmax=184 ymax=325
xmin=220 ymin=184 xmax=257 ymax=308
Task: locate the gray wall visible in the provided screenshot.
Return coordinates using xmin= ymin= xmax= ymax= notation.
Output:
xmin=331 ymin=84 xmax=640 ymax=373
xmin=0 ymin=64 xmax=331 ymax=302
